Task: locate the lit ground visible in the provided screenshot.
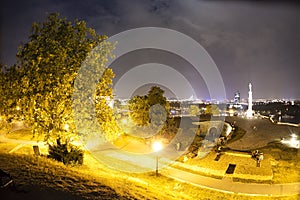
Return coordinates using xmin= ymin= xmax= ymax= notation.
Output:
xmin=224 ymin=116 xmax=300 ymax=183
xmin=226 ymin=116 xmax=300 ymax=150
xmin=0 ymin=121 xmax=299 ymax=199
xmin=0 ymin=151 xmax=298 ymax=200
xmin=181 ymin=151 xmax=273 ymax=181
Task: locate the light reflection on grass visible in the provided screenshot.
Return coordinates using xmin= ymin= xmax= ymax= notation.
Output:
xmin=0 ymin=152 xmax=299 ymax=200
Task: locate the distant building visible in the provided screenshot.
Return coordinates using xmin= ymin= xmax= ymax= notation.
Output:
xmin=234 ymin=91 xmax=240 ymax=104
xmin=228 ymin=91 xmax=243 ymax=112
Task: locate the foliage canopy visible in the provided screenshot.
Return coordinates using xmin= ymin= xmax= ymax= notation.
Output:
xmin=0 ymin=13 xmax=118 ymax=142
xmin=128 ymin=86 xmax=169 ymax=127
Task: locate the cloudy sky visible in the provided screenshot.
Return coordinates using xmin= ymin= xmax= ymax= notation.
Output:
xmin=1 ymin=0 xmax=300 ymax=100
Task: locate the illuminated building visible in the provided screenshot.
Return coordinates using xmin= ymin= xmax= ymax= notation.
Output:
xmin=246 ymin=83 xmax=253 ymax=118
xmin=234 ymin=91 xmax=240 ymax=104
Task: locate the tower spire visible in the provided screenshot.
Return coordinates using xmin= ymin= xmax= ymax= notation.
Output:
xmin=246 ymin=82 xmax=253 ymax=118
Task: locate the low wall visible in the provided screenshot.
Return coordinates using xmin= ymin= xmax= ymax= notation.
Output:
xmin=257 ymin=114 xmax=300 ymax=127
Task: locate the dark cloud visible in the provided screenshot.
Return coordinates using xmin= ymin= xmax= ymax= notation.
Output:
xmin=1 ymin=0 xmax=300 ymax=99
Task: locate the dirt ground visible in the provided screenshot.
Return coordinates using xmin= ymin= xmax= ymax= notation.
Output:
xmin=226 ymin=116 xmax=300 ymax=150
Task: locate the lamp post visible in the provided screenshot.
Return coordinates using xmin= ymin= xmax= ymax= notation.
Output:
xmin=152 ymin=141 xmax=163 ymax=176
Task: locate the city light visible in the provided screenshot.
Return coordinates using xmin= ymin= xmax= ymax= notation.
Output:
xmin=281 ymin=133 xmax=300 ymax=149
xmin=152 ymin=141 xmax=163 ymax=152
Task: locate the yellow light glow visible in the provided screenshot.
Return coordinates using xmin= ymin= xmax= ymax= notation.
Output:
xmin=121 ymin=118 xmax=127 ymax=124
xmin=152 ymin=141 xmax=163 ymax=152
xmin=281 ymin=133 xmax=299 ymax=149
xmin=64 ymin=124 xmax=69 ymax=131
xmin=289 ymin=137 xmax=299 ymax=148
xmin=86 ymin=138 xmax=99 ymax=149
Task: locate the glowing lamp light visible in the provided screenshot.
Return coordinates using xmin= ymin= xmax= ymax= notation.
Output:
xmin=152 ymin=141 xmax=163 ymax=152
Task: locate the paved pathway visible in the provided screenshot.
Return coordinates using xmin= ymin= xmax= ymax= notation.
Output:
xmin=162 ymin=165 xmax=300 ymax=196
xmin=0 ymin=134 xmax=45 ymax=146
xmin=0 ymin=131 xmax=47 ymax=154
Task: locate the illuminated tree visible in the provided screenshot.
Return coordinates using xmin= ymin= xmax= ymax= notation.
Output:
xmin=205 ymin=104 xmax=220 ymax=116
xmin=128 ymin=95 xmax=149 ymax=126
xmin=128 ymin=86 xmax=169 ymax=126
xmin=189 ymin=105 xmax=200 ymax=116
xmin=0 ymin=13 xmax=117 ymax=142
xmin=128 ymin=86 xmax=178 ymax=140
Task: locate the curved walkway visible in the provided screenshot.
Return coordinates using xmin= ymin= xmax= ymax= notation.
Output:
xmin=162 ymin=163 xmax=300 ymax=196
xmin=0 ymin=132 xmax=47 ymax=154
xmin=0 ymin=134 xmax=45 ymax=146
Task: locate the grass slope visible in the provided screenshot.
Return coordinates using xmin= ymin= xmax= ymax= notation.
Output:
xmin=0 ymin=153 xmax=299 ymax=200
xmin=0 ymin=153 xmax=126 ymax=199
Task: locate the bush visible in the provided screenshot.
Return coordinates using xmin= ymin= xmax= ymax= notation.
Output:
xmin=48 ymin=138 xmax=83 ymax=165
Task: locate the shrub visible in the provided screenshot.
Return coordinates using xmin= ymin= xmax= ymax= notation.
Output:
xmin=48 ymin=138 xmax=83 ymax=165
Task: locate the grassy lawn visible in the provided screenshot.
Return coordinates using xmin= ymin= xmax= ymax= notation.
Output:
xmin=259 ymin=142 xmax=300 ymax=184
xmin=180 ymin=142 xmax=300 ymax=184
xmin=178 ymin=151 xmax=273 ymax=183
xmin=0 ymin=153 xmax=124 ymax=199
xmin=0 ymin=152 xmax=298 ymax=200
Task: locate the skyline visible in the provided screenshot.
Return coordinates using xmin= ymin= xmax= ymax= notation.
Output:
xmin=1 ymin=0 xmax=300 ymax=99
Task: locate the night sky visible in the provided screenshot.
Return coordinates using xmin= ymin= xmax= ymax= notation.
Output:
xmin=1 ymin=0 xmax=300 ymax=100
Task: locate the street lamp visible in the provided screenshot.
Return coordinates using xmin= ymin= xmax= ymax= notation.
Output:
xmin=152 ymin=141 xmax=163 ymax=176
